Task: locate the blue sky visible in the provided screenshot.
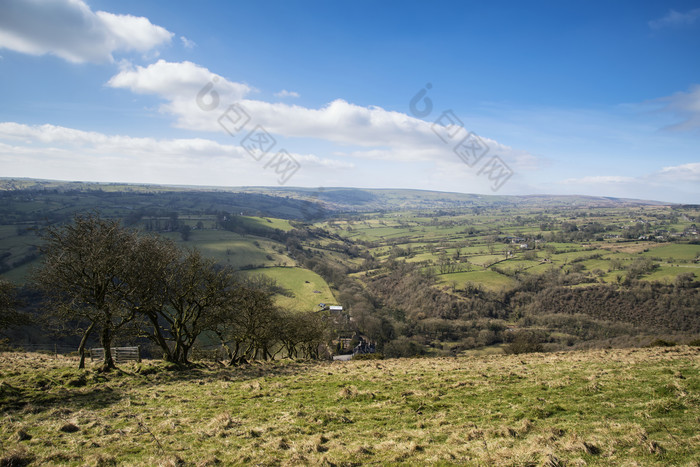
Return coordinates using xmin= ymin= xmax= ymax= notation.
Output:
xmin=0 ymin=0 xmax=699 ymax=202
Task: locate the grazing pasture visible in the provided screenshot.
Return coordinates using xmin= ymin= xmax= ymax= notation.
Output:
xmin=1 ymin=347 xmax=698 ymax=465
xmin=242 ymin=267 xmax=336 ymax=311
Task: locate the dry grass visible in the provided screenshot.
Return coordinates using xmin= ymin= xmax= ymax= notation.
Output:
xmin=1 ymin=347 xmax=699 ymax=465
xmin=598 ymin=241 xmax=658 ymax=254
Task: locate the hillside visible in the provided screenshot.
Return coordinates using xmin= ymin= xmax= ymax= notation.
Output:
xmin=0 ymin=178 xmax=698 ymax=356
xmin=1 ymin=346 xmax=698 ymax=465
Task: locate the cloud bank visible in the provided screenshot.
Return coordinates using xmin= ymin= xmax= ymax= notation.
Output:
xmin=0 ymin=0 xmax=173 ymax=63
xmin=106 ymin=60 xmax=536 ymax=173
xmin=0 ymin=121 xmax=349 ymax=186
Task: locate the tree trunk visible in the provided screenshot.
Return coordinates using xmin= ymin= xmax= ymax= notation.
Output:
xmin=221 ymin=342 xmax=233 ymax=363
xmin=227 ymin=341 xmax=242 ymax=366
xmin=100 ymin=326 xmax=116 ymax=371
xmin=147 ymin=313 xmax=173 ymax=362
xmin=77 ymin=322 xmax=95 ymax=369
xmin=243 ymin=342 xmax=255 ymax=362
xmin=180 ymin=343 xmax=191 ymax=365
xmin=171 ymin=342 xmax=180 ymax=363
xmin=269 ymin=344 xmax=283 ymax=360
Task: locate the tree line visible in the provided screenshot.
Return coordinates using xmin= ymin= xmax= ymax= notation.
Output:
xmin=30 ymin=214 xmax=327 ymax=371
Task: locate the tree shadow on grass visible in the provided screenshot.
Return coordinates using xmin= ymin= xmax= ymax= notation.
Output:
xmin=0 ymin=358 xmax=324 ymax=415
xmin=0 ymin=381 xmax=124 ymax=415
xmin=122 ymin=358 xmax=324 ymax=386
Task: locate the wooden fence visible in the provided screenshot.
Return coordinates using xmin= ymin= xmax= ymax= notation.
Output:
xmin=90 ymin=346 xmax=141 ymax=363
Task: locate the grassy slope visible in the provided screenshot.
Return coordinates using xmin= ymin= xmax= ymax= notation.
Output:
xmin=0 ymin=228 xmax=297 ymax=283
xmin=1 ymin=347 xmax=698 ymax=466
xmin=161 ymin=229 xmax=293 ymax=269
xmin=243 ymin=267 xmax=337 ymax=312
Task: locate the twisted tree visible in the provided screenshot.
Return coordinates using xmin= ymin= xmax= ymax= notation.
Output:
xmin=34 ymin=214 xmax=139 ymax=370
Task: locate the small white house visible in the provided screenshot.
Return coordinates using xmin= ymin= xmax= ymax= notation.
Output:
xmin=329 ymin=305 xmax=343 ymax=312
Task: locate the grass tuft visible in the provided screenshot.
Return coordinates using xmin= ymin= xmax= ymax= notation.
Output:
xmin=0 ymin=447 xmax=35 ymax=467
xmin=14 ymin=429 xmax=31 ymax=442
xmin=58 ymin=422 xmax=79 ymax=433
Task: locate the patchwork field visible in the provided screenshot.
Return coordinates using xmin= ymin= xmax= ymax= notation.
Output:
xmin=323 ymin=207 xmax=700 ymax=294
xmin=1 ymin=347 xmax=698 ymax=465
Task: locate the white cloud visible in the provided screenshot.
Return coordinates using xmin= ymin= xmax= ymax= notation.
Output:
xmin=560 ymin=175 xmax=636 ymax=185
xmin=108 ymin=61 xmax=427 ymax=145
xmin=180 ymin=36 xmax=196 ymax=49
xmin=657 ymin=162 xmax=700 ymax=182
xmin=649 ymin=8 xmax=700 ymax=29
xmin=0 ymin=122 xmax=350 ymax=186
xmin=106 ymin=60 xmax=539 ymax=175
xmin=0 ymin=122 xmax=245 ymax=158
xmin=274 ymin=89 xmax=300 ymax=98
xmin=107 ymin=60 xmax=252 ymax=131
xmin=239 ymin=98 xmax=435 ymax=148
xmin=108 ymin=60 xmax=249 ymax=99
xmin=0 ymin=0 xmax=173 ymax=63
xmin=655 ymin=84 xmax=700 ymax=131
xmin=560 ymin=166 xmax=700 ymax=187
xmin=556 ymin=164 xmax=700 ymax=203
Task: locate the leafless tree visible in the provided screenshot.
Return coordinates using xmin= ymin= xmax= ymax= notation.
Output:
xmin=158 ymin=249 xmax=234 ymax=364
xmin=34 ymin=214 xmax=139 ymax=370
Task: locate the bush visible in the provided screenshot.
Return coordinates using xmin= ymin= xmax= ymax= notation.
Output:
xmin=647 ymin=339 xmax=677 ymax=347
xmin=504 ymin=331 xmax=544 ymax=355
xmin=383 ymin=336 xmax=426 ymax=358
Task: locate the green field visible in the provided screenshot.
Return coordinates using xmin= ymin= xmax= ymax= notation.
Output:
xmin=642 ymin=243 xmax=700 ymax=261
xmin=641 ymin=265 xmax=698 ymax=283
xmin=161 ymin=229 xmax=294 ymax=269
xmin=243 ymin=267 xmax=336 ymax=312
xmin=1 ymin=347 xmax=698 ymax=465
xmin=236 ymin=216 xmax=296 ymax=232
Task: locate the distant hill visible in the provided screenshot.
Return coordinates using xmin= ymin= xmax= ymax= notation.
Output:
xmin=0 ymin=178 xmax=671 ymax=220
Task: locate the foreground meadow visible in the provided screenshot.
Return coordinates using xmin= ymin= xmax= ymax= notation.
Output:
xmin=1 ymin=347 xmax=698 ymax=466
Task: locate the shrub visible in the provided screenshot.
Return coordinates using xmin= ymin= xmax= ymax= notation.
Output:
xmin=647 ymin=339 xmax=677 ymax=347
xmin=383 ymin=336 xmax=426 ymax=358
xmin=504 ymin=331 xmax=544 ymax=355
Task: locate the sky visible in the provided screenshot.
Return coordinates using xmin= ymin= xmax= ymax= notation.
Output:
xmin=0 ymin=0 xmax=699 ymax=203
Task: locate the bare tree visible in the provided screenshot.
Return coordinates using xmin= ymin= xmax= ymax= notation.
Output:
xmin=34 ymin=214 xmax=139 ymax=370
xmin=123 ymin=234 xmax=180 ymax=361
xmin=159 ymin=249 xmax=234 ymax=364
xmin=207 ymin=285 xmax=278 ymax=365
xmin=121 ymin=235 xmax=237 ymax=365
